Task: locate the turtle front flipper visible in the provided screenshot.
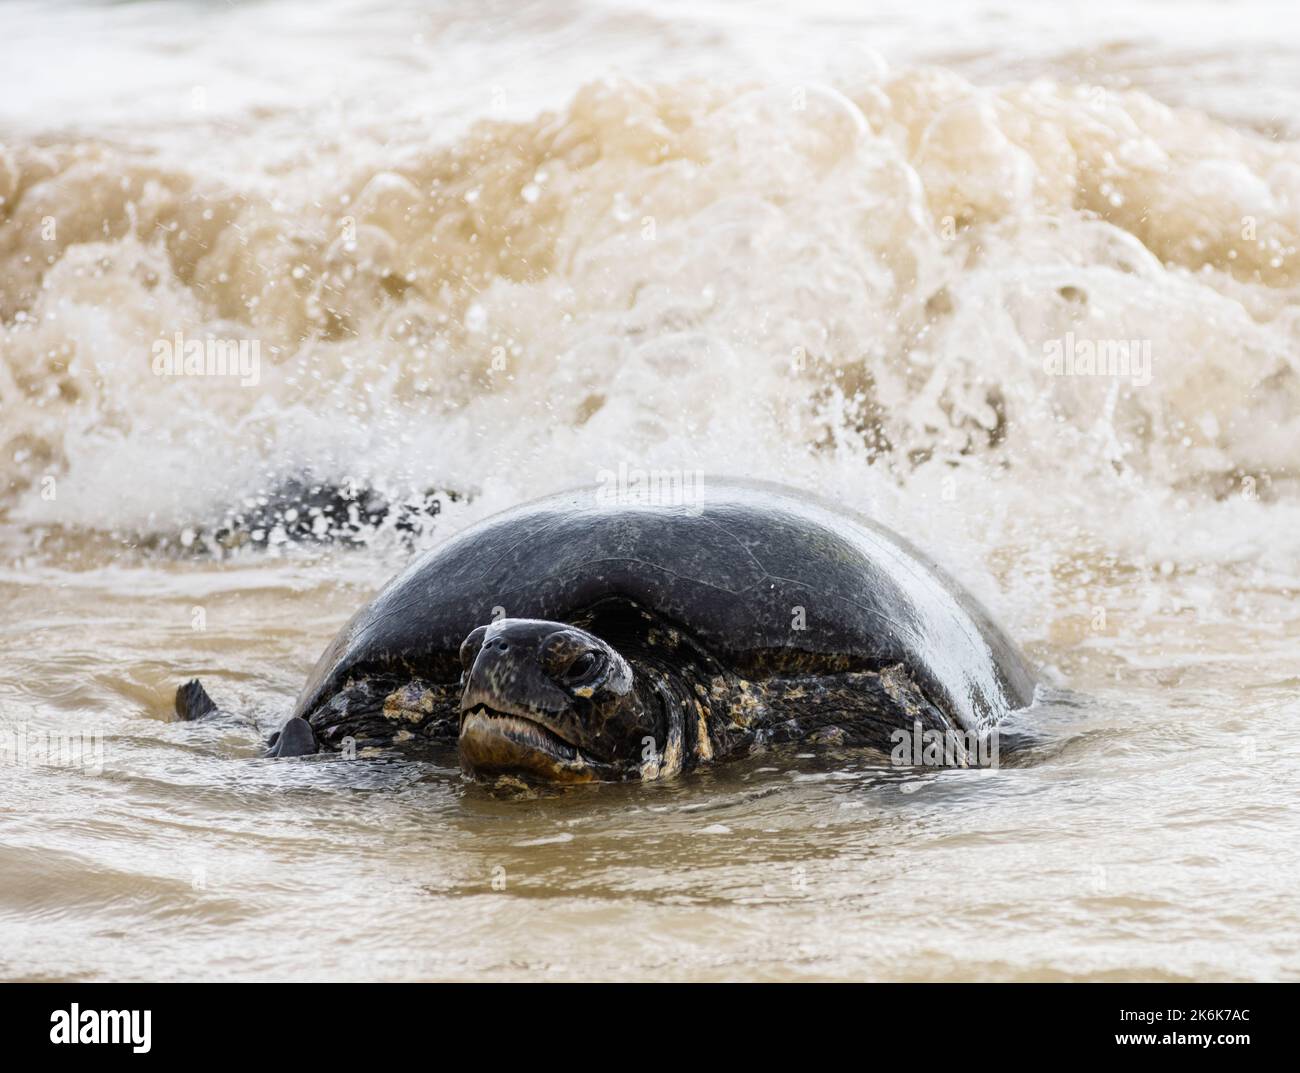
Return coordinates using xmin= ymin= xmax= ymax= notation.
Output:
xmin=175 ymin=678 xmax=316 ymax=758
xmin=265 ymin=717 xmax=317 ymax=758
xmin=175 ymin=678 xmax=220 ymax=721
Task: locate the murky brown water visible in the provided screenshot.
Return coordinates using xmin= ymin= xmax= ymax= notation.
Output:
xmin=2 ymin=0 xmax=1300 ymax=980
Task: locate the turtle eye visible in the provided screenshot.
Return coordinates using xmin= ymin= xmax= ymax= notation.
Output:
xmin=564 ymin=651 xmax=601 ymax=682
xmin=459 ymin=625 xmax=489 ymax=671
xmin=539 ymin=631 xmax=606 ymax=685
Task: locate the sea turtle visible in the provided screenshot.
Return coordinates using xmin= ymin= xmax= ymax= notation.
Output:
xmin=178 ymin=479 xmax=1036 ymax=781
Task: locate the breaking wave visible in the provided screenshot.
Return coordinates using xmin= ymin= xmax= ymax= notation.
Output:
xmin=3 ymin=57 xmax=1299 ymax=614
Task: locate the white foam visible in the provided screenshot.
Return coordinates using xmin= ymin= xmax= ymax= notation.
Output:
xmin=2 ymin=1 xmax=1299 ymax=646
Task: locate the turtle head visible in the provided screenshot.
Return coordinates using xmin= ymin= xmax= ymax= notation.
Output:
xmin=457 ymin=619 xmax=665 ymax=783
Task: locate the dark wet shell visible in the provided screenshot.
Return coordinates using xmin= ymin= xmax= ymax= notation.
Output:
xmin=292 ymin=479 xmax=1035 ymax=732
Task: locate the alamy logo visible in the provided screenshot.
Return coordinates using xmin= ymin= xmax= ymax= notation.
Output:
xmin=1042 ymin=332 xmax=1152 ymax=386
xmin=50 ymin=1004 xmax=151 ymax=1053
xmin=890 ymin=720 xmax=999 ymax=768
xmin=151 ymin=330 xmax=261 ymax=387
xmin=594 ymin=463 xmax=706 ymax=511
xmin=0 ymin=723 xmax=103 ymax=774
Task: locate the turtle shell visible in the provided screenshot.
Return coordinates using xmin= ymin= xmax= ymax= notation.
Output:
xmin=292 ymin=479 xmax=1034 ymax=731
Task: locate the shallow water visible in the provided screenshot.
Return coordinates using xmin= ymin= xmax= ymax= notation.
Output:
xmin=2 ymin=0 xmax=1300 ymax=981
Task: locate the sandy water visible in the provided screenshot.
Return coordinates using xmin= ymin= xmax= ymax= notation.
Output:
xmin=2 ymin=0 xmax=1299 ymax=980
